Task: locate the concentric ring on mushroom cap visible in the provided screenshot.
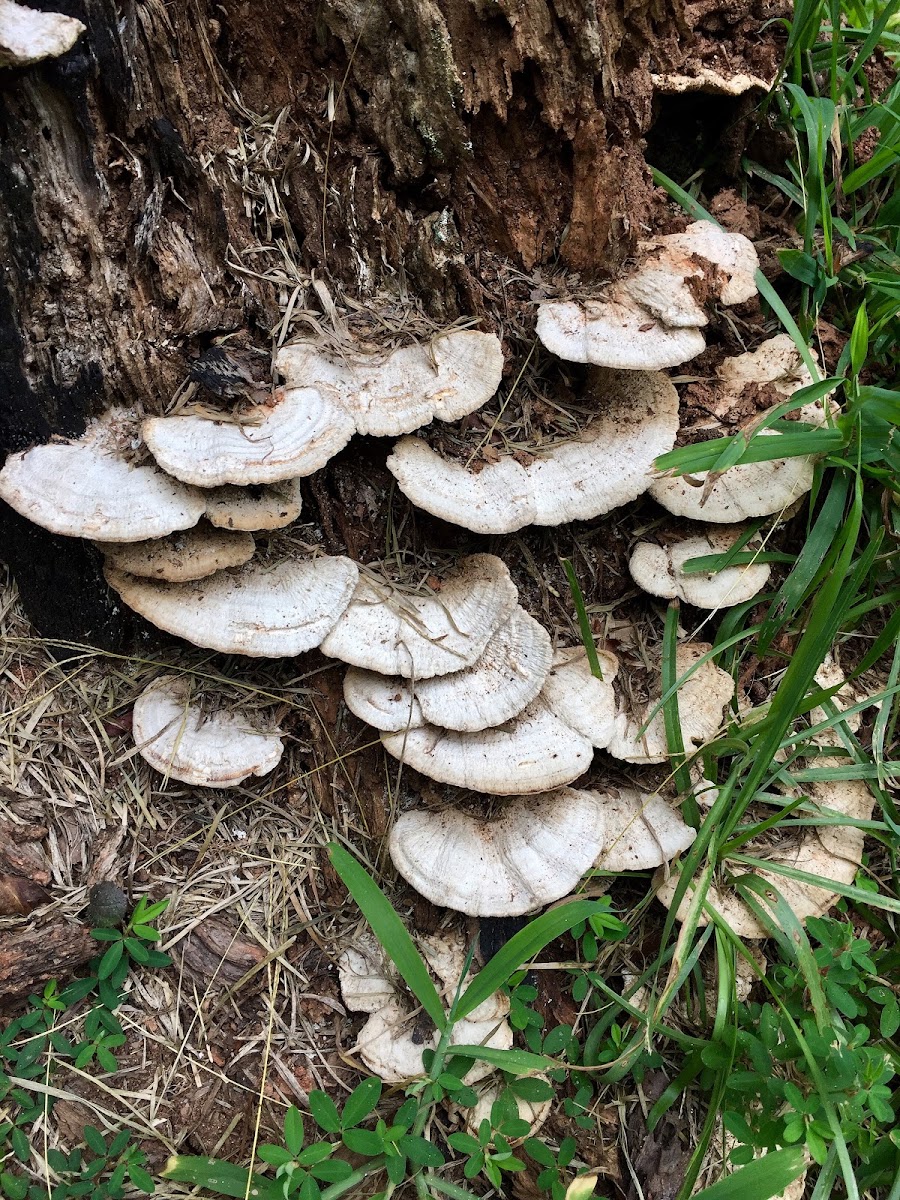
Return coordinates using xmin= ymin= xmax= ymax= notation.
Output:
xmin=132 ymin=675 xmax=283 ymax=787
xmin=274 ymin=330 xmax=503 ymax=438
xmin=388 ymin=790 xmax=607 ymax=915
xmin=343 ymin=606 xmax=553 ymax=733
xmin=101 ymin=525 xmax=255 ymax=583
xmin=606 ymin=642 xmax=735 ymax=764
xmin=540 ymin=646 xmax=619 ymax=747
xmin=105 ymin=555 xmax=359 ymax=656
xmin=592 ymin=785 xmax=696 ymax=871
xmin=654 ymin=768 xmax=874 ymax=937
xmin=0 ymin=409 xmax=206 ymax=543
xmin=536 ymin=298 xmax=707 ymax=371
xmin=320 ymin=553 xmax=518 ymax=679
xmin=629 ymin=525 xmax=771 ymax=609
xmin=204 ymin=479 xmax=303 ymax=532
xmin=386 ymin=369 xmax=680 ymax=534
xmin=142 ymin=386 xmax=355 ymax=486
xmin=381 ymin=701 xmax=593 ymax=794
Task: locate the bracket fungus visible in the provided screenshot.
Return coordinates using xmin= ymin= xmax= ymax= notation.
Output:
xmin=132 ymin=676 xmax=284 ymax=787
xmin=101 ymin=526 xmax=255 ymax=583
xmin=0 ymin=0 xmax=85 ymax=66
xmin=540 ymin=646 xmax=619 ymax=747
xmin=654 ymin=769 xmax=874 ymax=937
xmin=105 ymin=555 xmax=359 ymax=656
xmin=651 ymin=68 xmax=774 ymax=96
xmin=0 ymin=410 xmax=206 ymax=542
xmin=320 ymin=554 xmax=518 ymax=679
xmin=607 ymin=643 xmax=734 ymax=764
xmin=204 ymin=479 xmax=303 ymax=532
xmin=593 ymin=785 xmax=696 ymax=872
xmin=388 ymin=790 xmax=607 ymax=916
xmin=342 ymin=606 xmax=552 ymax=734
xmin=629 ymin=525 xmax=771 ymax=609
xmin=339 ymin=931 xmax=512 ymax=1082
xmin=274 ymin=329 xmax=504 ymax=438
xmin=386 ymin=369 xmax=680 ymax=533
xmin=536 ymin=221 xmax=759 ymax=370
xmin=142 ymin=387 xmax=356 ymax=486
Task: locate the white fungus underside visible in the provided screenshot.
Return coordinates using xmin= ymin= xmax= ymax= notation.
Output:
xmin=320 ymin=554 xmax=518 ymax=679
xmin=142 ymin=387 xmax=355 ymax=486
xmin=275 ymin=330 xmax=503 ymax=438
xmin=105 ymin=556 xmax=359 ymax=656
xmin=342 ymin=606 xmax=553 ymax=733
xmin=388 ymin=790 xmax=607 ymax=915
xmin=132 ymin=677 xmax=283 ymax=787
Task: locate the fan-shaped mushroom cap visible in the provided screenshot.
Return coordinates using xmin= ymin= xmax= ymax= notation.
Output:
xmin=536 ymin=298 xmax=707 ymax=371
xmin=105 ymin=555 xmax=358 ymax=656
xmin=387 ymin=369 xmax=679 ymax=533
xmin=541 ymin=647 xmax=619 ymax=747
xmin=132 ymin=675 xmax=284 ymax=787
xmin=204 ymin=479 xmax=303 ymax=531
xmin=0 ymin=410 xmax=206 ymax=542
xmin=389 ymin=790 xmax=607 ymax=915
xmin=713 ymin=334 xmax=816 ymax=416
xmin=275 ymin=330 xmax=503 ymax=438
xmin=339 ymin=932 xmax=512 ymax=1083
xmin=663 ymin=221 xmax=759 ymax=306
xmin=652 ymin=68 xmax=774 ymax=95
xmin=141 ymin=387 xmax=355 ymax=486
xmin=629 ymin=525 xmax=771 ymax=609
xmin=382 ymin=701 xmax=593 ymax=794
xmin=0 ymin=0 xmax=85 ymax=66
xmin=810 ymin=654 xmax=864 ymax=745
xmin=343 ymin=607 xmax=552 ymax=734
xmin=101 ymin=526 xmax=255 ymax=583
xmin=620 ymin=252 xmax=707 ymax=328
xmin=607 ymin=643 xmax=734 ymax=764
xmin=654 ymin=769 xmax=874 ymax=937
xmin=593 ymin=785 xmax=696 ymax=871
xmin=320 ymin=554 xmax=518 ymax=680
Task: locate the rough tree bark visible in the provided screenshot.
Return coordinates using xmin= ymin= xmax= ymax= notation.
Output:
xmin=0 ymin=0 xmax=782 ymax=647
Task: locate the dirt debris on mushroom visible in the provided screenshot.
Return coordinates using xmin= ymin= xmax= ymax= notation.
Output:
xmin=0 ymin=408 xmax=206 ymax=542
xmin=132 ymin=675 xmax=284 ymax=787
xmin=142 ymin=386 xmax=356 ymax=486
xmin=101 ymin=525 xmax=256 ymax=583
xmin=629 ymin=524 xmax=771 ymax=609
xmin=275 ymin=329 xmax=503 ymax=438
xmin=105 ymin=554 xmax=359 ymax=656
xmin=204 ymin=478 xmax=303 ymax=531
xmin=320 ymin=554 xmax=518 ymax=679
xmin=388 ymin=790 xmax=607 ymax=915
xmin=338 ymin=930 xmax=512 ymax=1083
xmin=386 ymin=369 xmax=680 ymax=533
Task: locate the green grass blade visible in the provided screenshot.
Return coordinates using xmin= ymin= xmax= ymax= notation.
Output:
xmin=731 ymin=855 xmax=900 ymax=914
xmin=689 ymin=1148 xmax=807 ymax=1200
xmin=445 ymin=1046 xmax=555 ymax=1073
xmin=562 ymin=558 xmax=603 ymax=679
xmin=328 ymin=842 xmax=446 ymax=1030
xmin=162 ymin=1157 xmax=280 ymax=1198
xmin=662 ymin=603 xmax=695 ymax=813
xmin=455 ymin=899 xmax=606 ymax=1019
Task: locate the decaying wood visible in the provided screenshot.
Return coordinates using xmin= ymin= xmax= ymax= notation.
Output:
xmin=0 ymin=919 xmax=94 ymax=1005
xmin=0 ymin=0 xmax=784 ymax=643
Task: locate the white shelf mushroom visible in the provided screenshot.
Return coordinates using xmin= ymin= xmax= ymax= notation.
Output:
xmin=536 ymin=221 xmax=759 ymax=370
xmin=0 ymin=409 xmax=206 ymax=542
xmin=105 ymin=555 xmax=359 ymax=656
xmin=607 ymin=642 xmax=734 ymax=764
xmin=593 ymin=785 xmax=696 ymax=871
xmin=275 ymin=330 xmax=504 ymax=438
xmin=338 ymin=931 xmax=512 ymax=1083
xmin=650 ymin=336 xmax=832 ymax=523
xmin=101 ymin=526 xmax=255 ymax=583
xmin=654 ymin=769 xmax=874 ymax=937
xmin=342 ymin=606 xmax=553 ymax=733
xmin=132 ymin=675 xmax=284 ymax=787
xmin=386 ymin=369 xmax=680 ymax=534
xmin=204 ymin=479 xmax=303 ymax=532
xmin=629 ymin=525 xmax=771 ymax=609
xmin=320 ymin=554 xmax=518 ymax=679
xmin=0 ymin=0 xmax=85 ymax=66
xmin=142 ymin=387 xmax=356 ymax=486
xmin=540 ymin=646 xmax=619 ymax=747
xmin=651 ymin=68 xmax=774 ymax=96
xmin=381 ymin=702 xmax=594 ymax=794
xmin=388 ymin=790 xmax=607 ymax=915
